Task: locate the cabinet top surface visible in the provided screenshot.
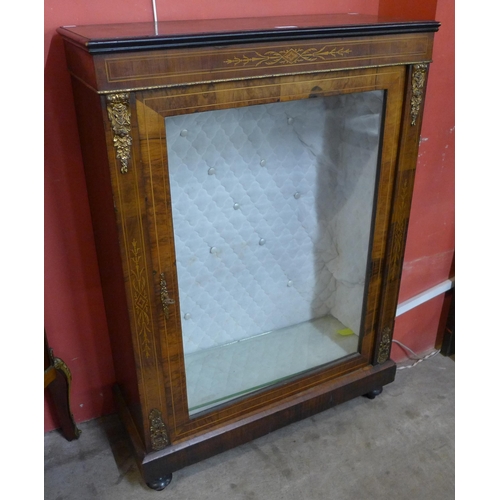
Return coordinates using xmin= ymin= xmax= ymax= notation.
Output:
xmin=57 ymin=14 xmax=439 ymax=54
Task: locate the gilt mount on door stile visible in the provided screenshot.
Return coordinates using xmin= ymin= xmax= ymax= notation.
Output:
xmin=106 ymin=93 xmax=132 ymax=173
xmin=159 ymin=273 xmax=175 ymax=320
xmin=410 ymin=64 xmax=428 ymax=126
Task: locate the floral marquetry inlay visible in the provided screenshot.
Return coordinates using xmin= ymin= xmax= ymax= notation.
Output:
xmin=390 ymin=176 xmax=410 ymax=282
xmin=130 ymin=239 xmax=152 ymax=358
xmin=223 ymin=46 xmax=352 ymax=67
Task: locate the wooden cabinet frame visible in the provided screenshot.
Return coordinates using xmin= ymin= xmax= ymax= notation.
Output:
xmin=58 ymin=15 xmax=439 ymax=489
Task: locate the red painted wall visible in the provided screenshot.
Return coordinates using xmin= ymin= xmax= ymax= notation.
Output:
xmin=44 ymin=0 xmax=454 ymax=431
xmin=390 ymin=0 xmax=455 ymax=361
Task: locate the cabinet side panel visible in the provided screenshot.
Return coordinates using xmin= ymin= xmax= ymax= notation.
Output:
xmin=69 ymin=77 xmax=144 ymax=439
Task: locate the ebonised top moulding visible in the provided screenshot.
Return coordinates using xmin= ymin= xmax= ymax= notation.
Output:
xmin=57 ymin=14 xmax=440 ymax=54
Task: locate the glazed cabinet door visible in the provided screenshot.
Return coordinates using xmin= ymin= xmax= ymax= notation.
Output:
xmin=134 ymin=65 xmax=410 ymax=443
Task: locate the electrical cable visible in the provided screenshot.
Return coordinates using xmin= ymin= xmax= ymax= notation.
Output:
xmin=391 ymin=339 xmax=440 ymax=370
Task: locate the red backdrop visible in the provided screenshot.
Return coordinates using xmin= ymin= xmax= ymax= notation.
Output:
xmin=44 ymin=0 xmax=454 ymax=431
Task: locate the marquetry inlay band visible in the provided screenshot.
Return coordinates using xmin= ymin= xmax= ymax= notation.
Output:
xmin=377 ymin=327 xmax=392 ymax=364
xmin=106 ymin=93 xmax=132 ymax=173
xmin=149 ymin=409 xmax=169 ymax=450
xmin=390 ymin=176 xmax=410 ymax=281
xmin=130 ymin=239 xmax=152 ymax=358
xmin=223 ymin=46 xmax=352 ymax=68
xmin=410 ymin=64 xmax=428 ymax=126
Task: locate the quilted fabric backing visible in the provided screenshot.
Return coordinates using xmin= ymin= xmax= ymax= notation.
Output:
xmin=165 ymin=91 xmax=383 ymax=411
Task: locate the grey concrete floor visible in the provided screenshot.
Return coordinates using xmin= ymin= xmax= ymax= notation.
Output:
xmin=44 ymin=354 xmax=454 ymax=499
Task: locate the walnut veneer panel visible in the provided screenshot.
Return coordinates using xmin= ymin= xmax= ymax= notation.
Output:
xmin=64 ymin=33 xmax=434 ymax=93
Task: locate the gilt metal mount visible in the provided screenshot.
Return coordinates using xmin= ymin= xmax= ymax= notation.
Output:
xmin=377 ymin=326 xmax=392 ymax=364
xmin=106 ymin=93 xmax=132 ymax=173
xmin=149 ymin=408 xmax=169 ymax=451
xmin=160 ymin=273 xmax=175 ymax=319
xmin=410 ymin=64 xmax=428 ymax=126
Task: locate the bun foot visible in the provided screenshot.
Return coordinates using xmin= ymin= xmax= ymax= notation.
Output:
xmin=363 ymin=387 xmax=383 ymax=400
xmin=146 ymin=473 xmax=173 ymax=491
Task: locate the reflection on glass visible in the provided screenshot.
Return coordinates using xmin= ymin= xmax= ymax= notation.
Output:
xmin=165 ymin=91 xmax=384 ymax=415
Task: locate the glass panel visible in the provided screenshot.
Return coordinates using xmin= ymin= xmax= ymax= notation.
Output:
xmin=165 ymin=90 xmax=384 ymax=415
